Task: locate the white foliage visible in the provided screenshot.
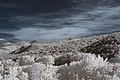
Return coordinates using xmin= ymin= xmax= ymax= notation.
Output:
xmin=2 ymin=76 xmax=19 ymax=80
xmin=41 ymin=64 xmax=59 ymax=80
xmin=17 ymin=71 xmax=28 ymax=80
xmin=1 ymin=52 xmax=120 ymax=80
xmin=1 ymin=66 xmax=23 ymax=80
xmin=57 ymin=53 xmax=120 ymax=80
xmin=22 ymin=56 xmax=58 ymax=80
xmin=0 ymin=61 xmax=4 ymax=74
xmin=23 ymin=63 xmax=58 ymax=80
xmin=35 ymin=55 xmax=54 ymax=65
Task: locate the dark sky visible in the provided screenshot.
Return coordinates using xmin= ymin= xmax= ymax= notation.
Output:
xmin=0 ymin=0 xmax=120 ymax=42
xmin=0 ymin=0 xmax=120 ymax=14
xmin=0 ymin=0 xmax=74 ymax=13
xmin=0 ymin=0 xmax=119 ymax=14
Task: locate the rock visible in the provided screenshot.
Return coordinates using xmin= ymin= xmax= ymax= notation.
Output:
xmin=11 ymin=45 xmax=32 ymax=54
xmin=80 ymin=36 xmax=120 ymax=60
xmin=53 ymin=55 xmax=71 ymax=66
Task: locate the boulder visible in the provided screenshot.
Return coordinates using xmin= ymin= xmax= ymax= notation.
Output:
xmin=80 ymin=36 xmax=120 ymax=60
xmin=53 ymin=55 xmax=71 ymax=66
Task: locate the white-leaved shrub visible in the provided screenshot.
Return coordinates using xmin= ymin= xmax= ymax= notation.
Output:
xmin=1 ymin=52 xmax=120 ymax=80
xmin=19 ymin=56 xmax=35 ymax=66
xmin=35 ymin=55 xmax=54 ymax=65
xmin=57 ymin=53 xmax=120 ymax=80
xmin=23 ymin=55 xmax=59 ymax=80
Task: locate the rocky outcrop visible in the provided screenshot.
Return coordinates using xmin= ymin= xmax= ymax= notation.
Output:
xmin=54 ymin=54 xmax=71 ymax=66
xmin=81 ymin=36 xmax=120 ymax=60
xmin=11 ymin=45 xmax=32 ymax=54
